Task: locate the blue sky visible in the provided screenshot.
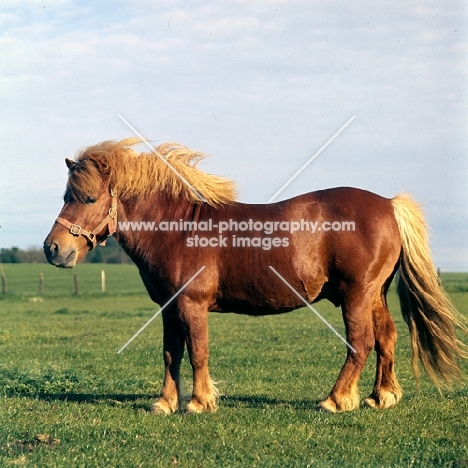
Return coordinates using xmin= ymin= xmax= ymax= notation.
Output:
xmin=1 ymin=0 xmax=467 ymax=269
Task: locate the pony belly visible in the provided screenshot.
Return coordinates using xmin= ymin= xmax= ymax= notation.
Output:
xmin=210 ymin=299 xmax=304 ymax=316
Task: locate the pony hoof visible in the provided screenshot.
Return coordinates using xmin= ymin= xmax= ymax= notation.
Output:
xmin=364 ymin=397 xmax=379 ymax=409
xmin=186 ymin=398 xmax=218 ymax=414
xmin=186 ymin=401 xmax=204 ymax=414
xmin=318 ymin=397 xmax=338 ymax=413
xmin=364 ymin=390 xmax=399 ymax=409
xmin=151 ymin=401 xmax=173 ymax=415
xmin=318 ymin=393 xmax=360 ymax=412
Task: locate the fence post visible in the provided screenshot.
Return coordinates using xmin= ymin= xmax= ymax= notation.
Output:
xmin=101 ymin=269 xmax=106 ymax=293
xmin=1 ymin=274 xmax=6 ymax=294
xmin=74 ymin=274 xmax=79 ymax=295
xmin=39 ymin=272 xmax=44 ymax=294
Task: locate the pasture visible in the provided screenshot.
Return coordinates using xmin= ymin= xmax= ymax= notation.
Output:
xmin=0 ymin=264 xmax=467 ymax=467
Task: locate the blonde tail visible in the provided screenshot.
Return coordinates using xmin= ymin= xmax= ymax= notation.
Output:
xmin=391 ymin=194 xmax=468 ymax=387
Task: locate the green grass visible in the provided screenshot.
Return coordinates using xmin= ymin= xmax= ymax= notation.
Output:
xmin=0 ymin=265 xmax=467 ymax=467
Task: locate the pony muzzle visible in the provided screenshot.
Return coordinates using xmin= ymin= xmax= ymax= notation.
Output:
xmin=43 ymin=240 xmax=78 ymax=268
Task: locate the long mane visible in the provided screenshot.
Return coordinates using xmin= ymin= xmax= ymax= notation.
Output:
xmin=68 ymin=138 xmax=237 ymax=206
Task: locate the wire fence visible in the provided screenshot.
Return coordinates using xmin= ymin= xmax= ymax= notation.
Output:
xmin=1 ymin=263 xmax=466 ymax=298
xmin=0 ymin=263 xmax=146 ymax=296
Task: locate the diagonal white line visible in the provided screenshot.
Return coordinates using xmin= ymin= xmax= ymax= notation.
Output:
xmin=117 ymin=265 xmax=206 ymax=354
xmin=118 ymin=114 xmax=207 ymax=203
xmin=268 ymin=266 xmax=357 ymax=354
xmin=268 ymin=115 xmax=356 ymax=203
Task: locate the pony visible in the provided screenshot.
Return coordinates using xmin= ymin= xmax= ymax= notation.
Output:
xmin=43 ymin=138 xmax=467 ymax=414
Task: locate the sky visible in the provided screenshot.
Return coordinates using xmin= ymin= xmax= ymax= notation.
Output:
xmin=1 ymin=0 xmax=467 ymax=269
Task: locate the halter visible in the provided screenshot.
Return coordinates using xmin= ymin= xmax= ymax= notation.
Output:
xmin=55 ymin=189 xmax=118 ymax=250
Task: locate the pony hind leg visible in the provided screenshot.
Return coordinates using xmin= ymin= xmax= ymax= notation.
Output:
xmin=319 ymin=292 xmax=375 ymax=413
xmin=365 ymin=294 xmax=402 ymax=409
xmin=152 ymin=306 xmax=185 ymax=415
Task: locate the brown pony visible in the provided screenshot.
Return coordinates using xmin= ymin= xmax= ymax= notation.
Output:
xmin=43 ymin=138 xmax=467 ymax=414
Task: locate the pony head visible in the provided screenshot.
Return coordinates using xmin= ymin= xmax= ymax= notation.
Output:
xmin=43 ymin=138 xmax=237 ymax=268
xmin=44 ymin=154 xmax=117 ymax=268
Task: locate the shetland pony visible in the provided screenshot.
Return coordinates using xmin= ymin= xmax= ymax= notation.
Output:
xmin=44 ymin=139 xmax=467 ymax=413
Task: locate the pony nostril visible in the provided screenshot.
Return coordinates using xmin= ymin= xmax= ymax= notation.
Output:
xmin=44 ymin=242 xmax=59 ymax=258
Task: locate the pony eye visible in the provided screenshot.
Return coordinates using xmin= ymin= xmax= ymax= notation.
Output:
xmin=85 ymin=196 xmax=97 ymax=204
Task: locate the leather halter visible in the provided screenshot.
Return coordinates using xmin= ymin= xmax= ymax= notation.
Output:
xmin=55 ymin=190 xmax=118 ymax=250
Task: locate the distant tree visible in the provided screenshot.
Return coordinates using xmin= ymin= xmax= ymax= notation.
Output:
xmin=84 ymin=237 xmax=132 ymax=264
xmin=0 ymin=247 xmax=22 ymax=263
xmin=88 ymin=247 xmax=103 ymax=263
xmin=18 ymin=247 xmax=47 ymax=263
xmin=0 ymin=238 xmax=132 ymax=264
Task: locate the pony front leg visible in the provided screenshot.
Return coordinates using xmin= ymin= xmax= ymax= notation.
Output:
xmin=152 ymin=307 xmax=185 ymax=414
xmin=179 ymin=297 xmax=218 ymax=414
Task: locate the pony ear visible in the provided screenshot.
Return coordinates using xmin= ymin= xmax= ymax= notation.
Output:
xmin=65 ymin=158 xmax=75 ymax=170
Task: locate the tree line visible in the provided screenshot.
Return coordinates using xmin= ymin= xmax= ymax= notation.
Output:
xmin=0 ymin=237 xmax=132 ymax=264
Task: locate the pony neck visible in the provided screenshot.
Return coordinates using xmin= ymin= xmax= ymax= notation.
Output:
xmin=114 ymin=190 xmax=211 ymax=255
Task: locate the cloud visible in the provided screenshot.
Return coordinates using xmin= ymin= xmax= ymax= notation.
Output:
xmin=0 ymin=0 xmax=466 ymax=268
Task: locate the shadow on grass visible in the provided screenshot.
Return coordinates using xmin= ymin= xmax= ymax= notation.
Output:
xmin=220 ymin=394 xmax=320 ymax=411
xmin=11 ymin=392 xmax=321 ymax=412
xmin=32 ymin=392 xmax=155 ymax=412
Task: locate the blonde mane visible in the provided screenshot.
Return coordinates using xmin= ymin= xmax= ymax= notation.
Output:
xmin=68 ymin=138 xmax=237 ymax=206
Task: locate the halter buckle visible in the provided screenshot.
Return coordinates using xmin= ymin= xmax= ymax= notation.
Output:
xmin=69 ymin=224 xmax=82 ymax=236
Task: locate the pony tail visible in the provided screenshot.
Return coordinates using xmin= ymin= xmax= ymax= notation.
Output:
xmin=391 ymin=194 xmax=468 ymax=387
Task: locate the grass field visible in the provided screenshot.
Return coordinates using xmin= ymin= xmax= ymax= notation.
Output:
xmin=0 ymin=264 xmax=467 ymax=467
